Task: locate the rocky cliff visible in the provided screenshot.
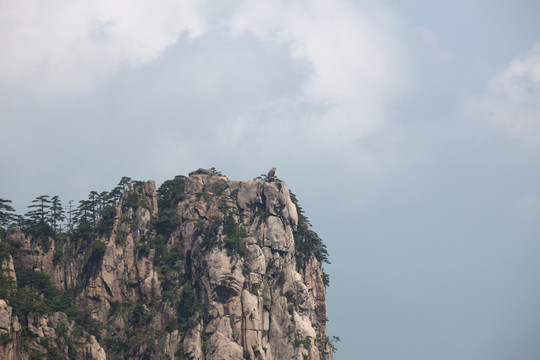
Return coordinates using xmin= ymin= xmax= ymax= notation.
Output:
xmin=0 ymin=170 xmax=334 ymax=359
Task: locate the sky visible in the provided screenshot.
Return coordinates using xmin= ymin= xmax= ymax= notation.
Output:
xmin=1 ymin=0 xmax=540 ymax=359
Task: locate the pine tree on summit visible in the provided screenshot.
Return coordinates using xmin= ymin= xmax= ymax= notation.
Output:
xmin=109 ymin=176 xmax=132 ymax=202
xmin=88 ymin=191 xmax=100 ymax=225
xmin=0 ymin=198 xmax=17 ymax=230
xmin=49 ymin=195 xmax=65 ymax=234
xmin=25 ymin=195 xmax=52 ymax=235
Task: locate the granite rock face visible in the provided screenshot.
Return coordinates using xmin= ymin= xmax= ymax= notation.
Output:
xmin=0 ymin=171 xmax=333 ymax=359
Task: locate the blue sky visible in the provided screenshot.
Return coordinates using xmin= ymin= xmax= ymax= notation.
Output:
xmin=1 ymin=1 xmax=539 ymax=359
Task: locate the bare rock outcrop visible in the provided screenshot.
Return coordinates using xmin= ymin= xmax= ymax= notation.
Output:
xmin=0 ymin=170 xmax=334 ymax=359
xmin=0 ymin=299 xmax=24 ymax=360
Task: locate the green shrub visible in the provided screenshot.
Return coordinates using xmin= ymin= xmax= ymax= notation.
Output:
xmin=87 ymin=240 xmax=106 ymax=267
xmin=289 ymin=191 xmax=330 ymax=287
xmin=53 ymin=247 xmax=63 ymax=265
xmin=177 ymin=283 xmax=201 ymax=333
xmin=96 ymin=205 xmax=116 ymax=235
xmin=29 ymin=351 xmax=42 ymax=360
xmin=155 ymin=176 xmax=187 ymax=238
xmin=137 ymin=244 xmax=150 ymax=258
xmin=165 ymin=318 xmax=178 ymax=333
xmin=223 ymin=214 xmax=247 ymax=256
xmin=115 ymin=231 xmax=127 ymax=245
xmin=73 ymin=325 xmax=84 ymax=337
xmin=0 ymin=333 xmax=11 ymax=346
xmin=0 ymin=241 xmax=11 ymax=261
xmin=126 ymin=192 xmax=141 ymax=209
xmin=276 ymin=271 xmax=286 ymax=288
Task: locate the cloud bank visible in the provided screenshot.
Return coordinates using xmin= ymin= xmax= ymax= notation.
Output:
xmin=1 ymin=0 xmax=408 ymax=145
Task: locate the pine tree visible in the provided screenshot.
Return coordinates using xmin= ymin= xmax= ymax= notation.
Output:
xmin=0 ymin=198 xmax=17 ymax=230
xmin=74 ymin=200 xmax=92 ymax=226
xmin=98 ymin=191 xmax=110 ymax=212
xmin=73 ymin=199 xmax=93 ymax=238
xmin=25 ymin=195 xmax=52 ymax=234
xmin=49 ymin=196 xmax=65 ymax=235
xmin=88 ymin=191 xmax=99 ymax=225
xmin=109 ymin=176 xmax=132 ymax=203
xmin=66 ymin=200 xmax=75 ymax=233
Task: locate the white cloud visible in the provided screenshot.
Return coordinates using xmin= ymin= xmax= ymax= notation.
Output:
xmin=0 ymin=0 xmax=207 ymax=94
xmin=466 ymin=42 xmax=540 ymax=152
xmin=227 ymin=0 xmax=409 ymax=142
xmin=0 ymin=0 xmax=408 ymax=144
